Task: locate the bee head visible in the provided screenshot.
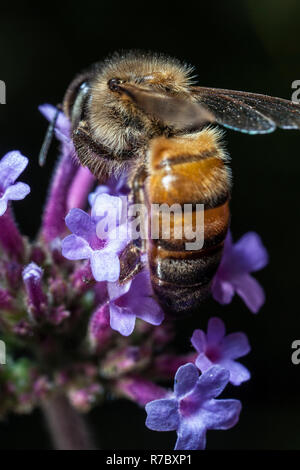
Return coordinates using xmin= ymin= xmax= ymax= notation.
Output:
xmin=86 ymin=51 xmax=197 ymax=155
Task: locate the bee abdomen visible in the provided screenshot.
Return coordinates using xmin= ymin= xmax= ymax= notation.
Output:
xmin=145 ymin=129 xmax=231 ymax=316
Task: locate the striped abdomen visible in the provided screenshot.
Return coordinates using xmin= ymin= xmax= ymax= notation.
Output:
xmin=145 ymin=128 xmax=231 ymax=317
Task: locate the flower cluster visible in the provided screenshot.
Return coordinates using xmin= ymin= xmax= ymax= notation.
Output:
xmin=0 ymin=105 xmax=269 ymax=450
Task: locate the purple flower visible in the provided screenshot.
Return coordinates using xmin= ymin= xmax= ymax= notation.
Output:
xmin=0 ymin=151 xmax=30 ymax=216
xmin=145 ymin=363 xmax=241 ymax=450
xmin=39 ymin=105 xmax=79 ymax=242
xmin=22 ymin=263 xmax=48 ymax=321
xmin=191 ymin=317 xmax=250 ymax=386
xmin=62 ymin=193 xmax=128 ymax=282
xmin=88 ymin=174 xmax=129 ymax=206
xmin=212 ymin=231 xmax=268 ymax=313
xmin=107 ymin=269 xmax=164 ymax=336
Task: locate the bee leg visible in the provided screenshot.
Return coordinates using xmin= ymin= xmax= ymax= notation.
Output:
xmin=118 ymin=165 xmax=149 ymax=284
xmin=119 ymin=242 xmax=145 ymax=284
xmin=129 ymin=163 xmax=149 ymax=252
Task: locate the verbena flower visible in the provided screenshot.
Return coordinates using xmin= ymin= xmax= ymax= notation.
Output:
xmin=0 ymin=151 xmax=30 ymax=216
xmin=145 ymin=363 xmax=241 ymax=450
xmin=191 ymin=317 xmax=251 ymax=386
xmin=212 ymin=231 xmax=268 ymax=313
xmin=88 ymin=174 xmax=129 ymax=206
xmin=62 ymin=193 xmax=128 ymax=282
xmin=107 ymin=269 xmax=164 ymax=336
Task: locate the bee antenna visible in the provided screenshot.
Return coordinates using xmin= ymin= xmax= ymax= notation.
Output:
xmin=38 ymin=106 xmax=61 ymax=167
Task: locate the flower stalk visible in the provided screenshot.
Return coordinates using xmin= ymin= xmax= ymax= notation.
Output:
xmin=41 ymin=394 xmax=96 ymax=450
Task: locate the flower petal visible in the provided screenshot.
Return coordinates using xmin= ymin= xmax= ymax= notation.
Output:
xmin=109 ymin=282 xmax=131 ymax=302
xmin=109 ymin=303 xmax=136 ymax=336
xmin=39 ymin=104 xmax=70 ymax=137
xmin=195 ymin=352 xmax=214 ymax=372
xmin=92 ymin=193 xmax=123 ymax=225
xmin=201 ymin=398 xmax=241 ymax=430
xmin=88 ymin=185 xmax=110 ymax=206
xmin=1 ymin=182 xmax=30 ymax=202
xmin=174 ymin=417 xmax=206 ymax=450
xmin=234 ymin=232 xmax=269 ymax=272
xmin=137 ymin=297 xmax=164 ymax=326
xmin=174 ymin=363 xmax=199 ymax=399
xmin=221 ymin=332 xmax=251 ymax=359
xmin=193 ymin=366 xmax=230 ymax=400
xmin=0 ymin=151 xmax=28 ymax=188
xmin=191 ymin=329 xmax=206 ymax=353
xmin=207 ymin=317 xmax=225 ymax=344
xmin=65 ymin=208 xmax=93 ymax=238
xmin=106 ymin=223 xmax=130 ymax=254
xmin=211 ymin=278 xmax=234 ymax=305
xmin=61 ymin=234 xmax=91 ymax=260
xmin=0 ymin=199 xmax=8 ymax=216
xmin=117 ymin=270 xmax=164 ymax=325
xmin=233 ymin=273 xmax=265 ymax=313
xmin=145 ymin=398 xmax=179 ymax=431
xmin=90 ymin=250 xmax=120 ymax=282
xmin=220 ymin=360 xmax=251 ymax=386
xmin=107 ymin=279 xmax=132 ymax=302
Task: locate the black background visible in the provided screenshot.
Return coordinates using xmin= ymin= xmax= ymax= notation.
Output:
xmin=0 ymin=0 xmax=300 ymax=450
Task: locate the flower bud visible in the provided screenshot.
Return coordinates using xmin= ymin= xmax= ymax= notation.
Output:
xmin=100 ymin=345 xmax=151 ymax=379
xmin=22 ymin=263 xmax=48 ymax=322
xmin=42 ymin=152 xmax=78 ymax=243
xmin=68 ymin=383 xmax=103 ymax=412
xmin=0 ymin=288 xmax=13 ymax=310
xmin=114 ymin=376 xmax=167 ymax=406
xmin=71 ymin=262 xmax=95 ymax=294
xmin=152 ymin=353 xmax=197 ymax=379
xmin=67 ymin=166 xmax=95 ymax=211
xmin=0 ymin=210 xmax=24 ymax=259
xmin=88 ymin=304 xmax=112 ymax=352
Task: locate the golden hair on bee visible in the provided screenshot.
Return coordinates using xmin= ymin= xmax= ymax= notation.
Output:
xmin=146 ymin=126 xmax=231 ymax=206
xmin=61 ymin=50 xmax=200 ymax=179
xmin=88 ymin=51 xmax=196 ymax=152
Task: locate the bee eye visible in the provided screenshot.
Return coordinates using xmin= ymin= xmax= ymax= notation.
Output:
xmin=108 ymin=78 xmax=124 ymax=92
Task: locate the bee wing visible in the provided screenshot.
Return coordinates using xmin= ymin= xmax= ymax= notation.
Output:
xmin=117 ymin=83 xmax=214 ymax=129
xmin=191 ymin=86 xmax=300 ymax=134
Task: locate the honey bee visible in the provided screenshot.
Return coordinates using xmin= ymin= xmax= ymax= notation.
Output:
xmin=40 ymin=51 xmax=300 ymax=317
